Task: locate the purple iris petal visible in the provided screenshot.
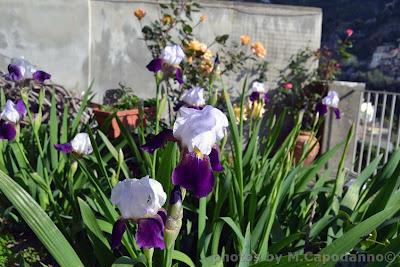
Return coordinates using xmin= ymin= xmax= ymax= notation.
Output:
xmin=316 ymin=103 xmax=328 ymax=115
xmin=7 ymin=64 xmax=23 ymax=81
xmin=190 ymin=105 xmax=203 ymax=110
xmin=15 ymin=99 xmax=27 ymax=118
xmin=214 ymin=53 xmax=220 ymax=65
xmin=175 ymin=68 xmax=184 ymax=84
xmin=176 ymin=101 xmax=203 ymax=111
xmin=146 ymin=58 xmax=163 ymax=72
xmin=32 ymin=70 xmax=51 ymax=82
xmin=157 ymin=209 xmax=167 ymax=224
xmin=209 ymin=147 xmax=223 ymax=171
xmin=249 ymin=92 xmax=260 ymax=102
xmin=173 ymin=101 xmax=184 ymax=112
xmin=172 ymin=152 xmax=214 ymax=198
xmin=264 ymin=93 xmax=270 ymax=103
xmin=54 ymin=142 xmax=73 ymax=153
xmin=333 ymin=107 xmax=341 ymax=119
xmin=136 ymin=213 xmax=165 ymax=249
xmin=111 ymin=218 xmax=127 ymax=250
xmin=169 ymin=185 xmax=182 ymax=205
xmin=0 ymin=122 xmax=17 ymax=141
xmin=141 ymin=129 xmax=175 ymax=153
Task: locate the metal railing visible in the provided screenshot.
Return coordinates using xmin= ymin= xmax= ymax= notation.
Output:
xmin=352 ymin=90 xmax=400 ymax=173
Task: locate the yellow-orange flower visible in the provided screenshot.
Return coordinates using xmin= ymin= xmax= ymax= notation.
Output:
xmin=233 ymin=104 xmax=248 ymax=124
xmin=251 ymin=42 xmax=266 ymax=58
xmin=202 ymin=49 xmax=213 ymax=61
xmin=240 ymin=35 xmax=251 ymax=45
xmin=162 ymin=14 xmax=174 ymax=25
xmin=134 ymin=8 xmax=146 ymax=20
xmin=250 ymin=100 xmax=265 ymax=119
xmin=187 ymin=40 xmax=207 ymax=53
xmin=199 ymin=58 xmax=213 ymax=74
xmin=200 ymin=15 xmax=206 ymax=22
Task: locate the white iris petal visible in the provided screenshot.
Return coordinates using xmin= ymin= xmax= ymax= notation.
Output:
xmin=111 ymin=176 xmax=167 ymax=219
xmin=10 ymin=57 xmax=36 ymax=78
xmin=1 ymin=100 xmax=21 ymax=123
xmin=249 ymin=82 xmax=266 ymax=95
xmin=173 ymin=105 xmax=228 ymax=156
xmin=182 ymin=86 xmax=206 ymax=107
xmin=322 ymin=91 xmax=340 ymax=108
xmin=71 ymin=133 xmax=93 ymax=155
xmin=161 ymin=45 xmax=185 ymax=65
xmin=360 ymin=102 xmax=374 ymax=123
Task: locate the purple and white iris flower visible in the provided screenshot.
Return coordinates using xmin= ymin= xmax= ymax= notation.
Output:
xmin=316 ymin=90 xmax=341 ymax=119
xmin=54 ymin=133 xmax=93 ymax=155
xmin=142 ymin=105 xmax=228 ymax=197
xmin=146 ymin=45 xmax=185 ymax=84
xmin=174 ymin=86 xmax=206 ymax=111
xmin=110 ymin=176 xmax=167 ymax=249
xmin=0 ymin=99 xmax=27 ymax=141
xmin=248 ymin=81 xmax=269 ymax=103
xmin=6 ymin=57 xmax=51 ymax=83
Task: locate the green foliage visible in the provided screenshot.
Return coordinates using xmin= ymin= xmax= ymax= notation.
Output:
xmin=134 ymin=0 xmax=268 ymax=119
xmin=0 ymin=2 xmax=399 ymax=267
xmin=100 ymin=83 xmax=142 ymax=112
xmin=271 ymin=33 xmax=353 ymax=130
xmin=0 ymin=233 xmax=42 ymax=266
xmin=0 ymin=170 xmax=83 ymax=266
xmin=1 ymin=79 xmax=400 ymax=267
xmin=0 ymin=234 xmax=14 ymax=266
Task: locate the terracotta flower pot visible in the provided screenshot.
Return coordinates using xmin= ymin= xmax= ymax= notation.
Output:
xmin=93 ymin=108 xmax=141 ymax=139
xmin=294 ymin=131 xmax=320 ymax=165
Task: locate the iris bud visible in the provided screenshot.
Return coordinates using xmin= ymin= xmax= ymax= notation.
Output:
xmin=164 ymin=186 xmax=184 ymax=248
xmin=70 ymin=161 xmax=78 ymax=178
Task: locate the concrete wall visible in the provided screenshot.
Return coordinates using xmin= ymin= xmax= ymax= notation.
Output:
xmin=0 ymin=0 xmax=322 ymax=102
xmin=0 ymin=0 xmax=89 ymax=92
xmin=322 ymin=81 xmax=366 ymax=173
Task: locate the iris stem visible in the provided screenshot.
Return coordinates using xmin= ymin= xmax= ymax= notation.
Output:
xmin=198 ymin=197 xmax=207 ymax=260
xmin=152 ymin=76 xmax=161 ymax=178
xmin=164 ymin=246 xmax=173 ymax=267
xmin=144 ymin=248 xmax=154 ymax=267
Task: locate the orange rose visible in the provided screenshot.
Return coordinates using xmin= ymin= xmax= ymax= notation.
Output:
xmin=240 ymin=35 xmax=251 ymax=45
xmin=251 ymin=42 xmax=266 ymax=58
xmin=134 ymin=8 xmax=146 ymax=20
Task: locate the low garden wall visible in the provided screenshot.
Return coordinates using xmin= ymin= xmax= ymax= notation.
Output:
xmin=323 ymin=81 xmax=366 ymax=173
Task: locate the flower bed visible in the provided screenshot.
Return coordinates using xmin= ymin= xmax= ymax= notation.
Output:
xmin=0 ymin=1 xmax=398 ymax=267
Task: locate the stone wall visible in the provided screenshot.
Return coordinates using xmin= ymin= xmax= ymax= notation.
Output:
xmin=0 ymin=0 xmax=322 ymax=102
xmin=322 ymin=81 xmax=366 ymax=173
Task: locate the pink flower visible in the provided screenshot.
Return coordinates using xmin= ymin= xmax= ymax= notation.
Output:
xmin=283 ymin=82 xmax=293 ymax=90
xmin=346 ymin=28 xmax=353 ymax=37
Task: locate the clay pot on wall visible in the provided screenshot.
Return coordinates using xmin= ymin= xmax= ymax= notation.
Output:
xmin=294 ymin=131 xmax=320 ymax=165
xmin=93 ymin=108 xmax=142 ymax=139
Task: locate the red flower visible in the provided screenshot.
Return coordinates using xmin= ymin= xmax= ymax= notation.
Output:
xmin=346 ymin=28 xmax=353 ymax=37
xmin=283 ymin=82 xmax=293 ymax=90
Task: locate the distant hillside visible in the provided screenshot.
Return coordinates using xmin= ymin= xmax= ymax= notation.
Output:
xmin=227 ymin=0 xmax=400 ymax=92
